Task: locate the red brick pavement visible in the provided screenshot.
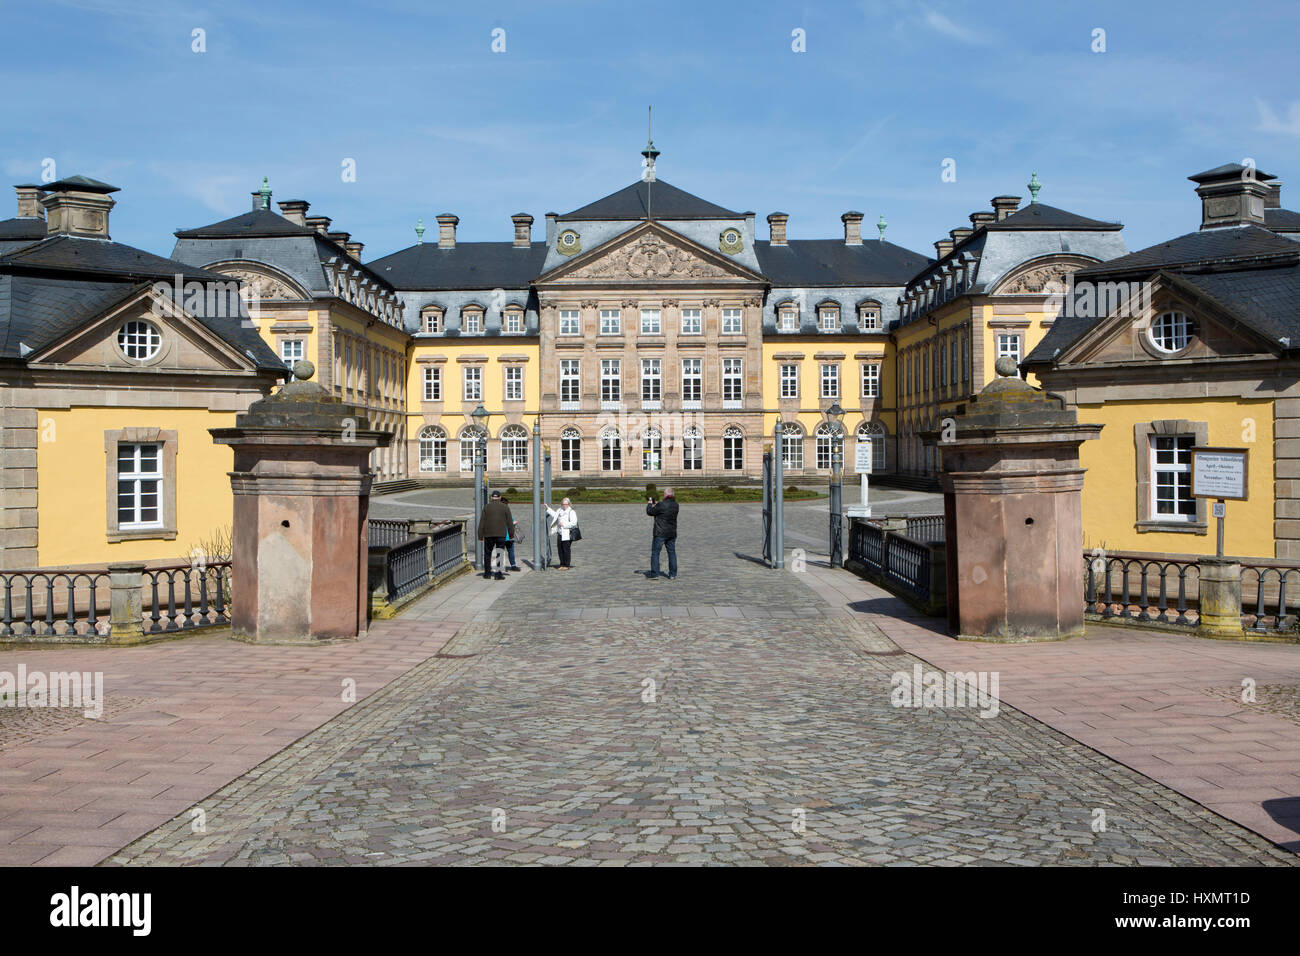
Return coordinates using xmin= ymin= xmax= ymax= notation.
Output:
xmin=0 ymin=567 xmax=510 ymax=865
xmin=803 ymin=561 xmax=1300 ymax=850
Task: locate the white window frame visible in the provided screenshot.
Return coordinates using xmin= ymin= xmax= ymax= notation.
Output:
xmin=500 ymin=425 xmax=529 ymax=472
xmin=641 ymin=358 xmax=662 ymax=408
xmin=559 ymin=309 xmax=580 ymax=336
xmin=600 ymin=359 xmax=621 ymax=408
xmin=680 ymin=308 xmax=702 ymax=335
xmin=422 ymin=366 xmax=441 ymax=401
xmin=560 ymin=427 xmax=582 ymax=472
xmin=818 ymin=308 xmax=840 ymax=333
xmin=463 ymin=366 xmax=483 ymax=402
xmin=504 ymin=310 xmax=524 ymax=334
xmin=722 ymin=358 xmax=743 ymax=408
xmin=600 ymin=309 xmax=621 ymax=336
xmin=641 ymin=428 xmax=662 ymax=472
xmin=996 ymin=333 xmax=1022 ymax=376
xmin=861 ymin=363 xmax=880 ymax=399
xmin=462 ymin=310 xmax=483 ymax=335
xmin=640 ymin=309 xmax=661 ymax=335
xmin=780 ymin=423 xmax=803 ymax=470
xmin=780 ymin=364 xmax=799 ymax=399
xmin=279 ymin=338 xmax=304 ymax=367
xmin=1149 ymin=311 xmax=1192 ymax=353
xmin=722 ymin=426 xmax=744 ymax=471
xmin=118 ymin=321 xmax=162 ymax=361
xmin=116 ymin=442 xmax=163 ymax=529
xmin=681 ymin=357 xmax=702 ymax=408
xmin=601 ymin=430 xmax=622 ymax=471
xmin=721 ymin=308 xmax=743 ymax=334
xmin=503 ymin=365 xmax=523 ymax=402
xmin=560 ymin=359 xmax=581 ymax=410
xmin=820 ymin=363 xmax=840 ymax=400
xmin=418 ymin=426 xmax=447 ymax=473
xmin=422 ymin=309 xmax=442 ymax=333
xmin=1150 ymin=435 xmax=1196 ymax=523
xmin=682 ymin=426 xmax=703 ymax=471
xmin=779 ymin=308 xmax=798 ymax=333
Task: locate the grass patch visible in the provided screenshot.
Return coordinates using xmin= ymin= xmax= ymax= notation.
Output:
xmin=495 ymin=486 xmax=824 ymax=503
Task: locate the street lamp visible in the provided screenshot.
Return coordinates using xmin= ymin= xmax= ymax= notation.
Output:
xmin=825 ymin=402 xmax=845 ymax=568
xmin=471 ymin=403 xmax=490 ymax=571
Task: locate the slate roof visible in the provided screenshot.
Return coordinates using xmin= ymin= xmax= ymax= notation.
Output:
xmin=1265 ymin=207 xmax=1300 ymax=232
xmin=368 ymin=242 xmax=550 ymax=291
xmin=0 ymin=274 xmax=137 ymax=359
xmin=174 ymin=207 xmax=317 ymax=239
xmin=557 ymin=180 xmax=741 ymax=221
xmin=985 ymin=202 xmax=1121 ymax=231
xmin=0 ymin=235 xmax=222 ymax=282
xmin=755 ymin=239 xmax=931 ymax=287
xmin=0 ymin=217 xmax=46 ymax=241
xmin=1188 ymin=163 xmax=1275 ymax=184
xmin=1073 ymin=225 xmax=1299 ymax=278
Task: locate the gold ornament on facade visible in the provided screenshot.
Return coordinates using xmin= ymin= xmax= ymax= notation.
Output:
xmin=719 ymin=228 xmax=743 ymax=254
xmin=557 ymin=230 xmax=582 ymax=256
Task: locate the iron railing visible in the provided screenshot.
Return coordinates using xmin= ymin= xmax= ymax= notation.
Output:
xmin=142 ymin=563 xmax=233 ymax=632
xmin=903 ymin=514 xmax=945 ymax=543
xmin=1084 ymin=554 xmax=1199 ymax=626
xmin=386 ymin=536 xmax=432 ymax=601
xmin=369 ymin=518 xmax=413 ymax=549
xmin=0 ymin=570 xmax=110 ymax=639
xmin=430 ymin=522 xmax=466 ymax=579
xmin=848 ymin=520 xmax=936 ymax=604
xmin=1242 ymin=564 xmax=1300 ymax=630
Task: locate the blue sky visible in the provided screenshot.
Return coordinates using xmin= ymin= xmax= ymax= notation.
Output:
xmin=4 ymin=0 xmax=1300 ymax=260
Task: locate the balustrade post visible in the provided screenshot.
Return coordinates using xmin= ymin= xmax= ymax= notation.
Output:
xmin=1196 ymin=558 xmax=1246 ymax=640
xmin=107 ymin=562 xmax=146 ymax=645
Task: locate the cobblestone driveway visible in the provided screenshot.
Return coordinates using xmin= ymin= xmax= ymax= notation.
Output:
xmin=110 ymin=503 xmax=1296 ymax=865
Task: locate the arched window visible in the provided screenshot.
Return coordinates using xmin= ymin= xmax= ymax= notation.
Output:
xmin=418 ymin=425 xmax=447 ymax=473
xmin=560 ymin=426 xmax=582 ymax=472
xmin=642 ymin=427 xmax=662 ymax=472
xmin=815 ymin=422 xmax=843 ymax=470
xmin=459 ymin=425 xmax=487 ymax=472
xmin=682 ymin=425 xmax=703 ymax=471
xmin=600 ymin=428 xmax=622 ymax=472
xmin=857 ymin=422 xmax=887 ymax=472
xmin=723 ymin=425 xmax=744 ymax=471
xmin=500 ymin=424 xmax=528 ymax=472
xmin=780 ymin=422 xmax=804 ymax=470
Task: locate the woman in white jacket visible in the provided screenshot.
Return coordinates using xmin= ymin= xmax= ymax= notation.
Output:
xmin=545 ymin=498 xmax=579 ymax=569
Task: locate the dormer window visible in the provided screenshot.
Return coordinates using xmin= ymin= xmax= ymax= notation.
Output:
xmin=462 ymin=308 xmax=483 ymax=335
xmin=1149 ymin=311 xmax=1193 ymax=353
xmin=859 ymin=302 xmax=881 ymax=331
xmin=504 ymin=308 xmax=524 ymax=334
xmin=779 ymin=307 xmax=798 ymax=332
xmin=421 ymin=307 xmax=442 ymax=333
xmin=818 ymin=306 xmax=840 ymax=333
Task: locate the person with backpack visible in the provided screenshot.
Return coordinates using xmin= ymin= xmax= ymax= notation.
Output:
xmin=499 ymin=495 xmax=522 ymax=572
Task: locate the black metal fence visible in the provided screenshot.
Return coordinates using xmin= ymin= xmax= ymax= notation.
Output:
xmin=1 ymin=570 xmax=110 ymax=639
xmin=847 ymin=519 xmax=941 ymax=610
xmin=369 ymin=518 xmax=413 ymax=549
xmin=903 ymin=514 xmax=945 ymax=543
xmin=142 ymin=564 xmax=233 ymax=632
xmin=374 ymin=519 xmax=471 ymax=608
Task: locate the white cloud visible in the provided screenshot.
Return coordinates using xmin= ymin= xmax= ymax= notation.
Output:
xmin=1256 ymin=98 xmax=1300 ymax=137
xmin=921 ymin=8 xmax=989 ymax=45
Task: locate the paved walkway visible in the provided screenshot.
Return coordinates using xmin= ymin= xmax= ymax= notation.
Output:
xmin=95 ymin=501 xmax=1295 ymax=865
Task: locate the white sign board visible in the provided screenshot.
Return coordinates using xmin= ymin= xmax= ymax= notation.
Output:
xmin=1191 ymin=447 xmax=1248 ymax=501
xmin=855 ymin=440 xmax=873 ymax=473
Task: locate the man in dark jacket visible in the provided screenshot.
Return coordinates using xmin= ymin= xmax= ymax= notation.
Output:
xmin=478 ymin=491 xmax=512 ymax=580
xmin=646 ymin=487 xmax=679 ymax=579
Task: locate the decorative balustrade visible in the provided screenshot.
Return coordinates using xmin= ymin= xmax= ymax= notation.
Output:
xmin=368 ymin=518 xmax=471 ymax=616
xmin=846 ymin=517 xmax=945 ymax=614
xmin=368 ymin=518 xmax=413 ymax=549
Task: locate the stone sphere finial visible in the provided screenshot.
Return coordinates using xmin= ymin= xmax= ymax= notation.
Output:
xmin=292 ymin=360 xmax=315 ymax=381
xmin=995 ymin=356 xmax=1018 ymax=377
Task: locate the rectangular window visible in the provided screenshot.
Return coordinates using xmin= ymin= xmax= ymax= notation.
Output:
xmin=642 ymin=432 xmax=662 ymax=472
xmin=504 ymin=311 xmax=523 ymax=334
xmin=117 ymin=443 xmax=162 ymax=529
xmin=997 ymin=333 xmax=1022 ymax=376
xmin=680 ymin=308 xmax=702 ymax=334
xmin=640 ymin=309 xmax=661 ymax=334
xmin=279 ymin=339 xmax=304 ymax=367
xmin=723 ymin=433 xmax=744 ymax=470
xmin=504 ymin=365 xmax=523 ymax=401
xmin=780 ymin=364 xmax=799 ymax=399
xmin=961 ymin=338 xmax=970 ymax=382
xmin=683 ymin=433 xmax=702 ymax=470
xmin=862 ymin=364 xmax=880 ymax=398
xmin=641 ymin=358 xmax=662 ymax=406
xmin=600 ymin=359 xmax=621 ymax=406
xmin=779 ymin=309 xmax=798 ymax=332
xmin=423 ymin=311 xmax=441 ymax=333
xmin=463 ymin=366 xmax=482 ymax=402
xmin=561 ymin=434 xmax=581 ymax=472
xmin=722 ymin=358 xmax=743 ymax=407
xmin=600 ymin=309 xmax=621 ymax=335
xmin=559 ymin=309 xmax=580 ymax=336
xmin=1151 ymin=436 xmax=1196 ymax=522
xmin=721 ymin=308 xmax=742 ymax=334
xmin=782 ymin=431 xmax=803 ymax=470
xmin=819 ymin=308 xmax=839 ymax=333
xmin=422 ymin=366 xmax=441 ymax=401
xmin=820 ymin=364 xmax=839 ymax=399
xmin=860 ymin=307 xmax=881 ymax=331
xmin=560 ymin=359 xmax=580 ymax=408
xmin=463 ymin=311 xmax=482 ymax=335
xmin=940 ymin=344 xmax=947 ymax=387
xmin=601 ymin=434 xmax=622 ymax=471
xmin=681 ymin=358 xmax=702 ymax=406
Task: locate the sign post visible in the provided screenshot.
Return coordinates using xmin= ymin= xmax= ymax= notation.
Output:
xmin=1191 ymin=447 xmax=1248 ymax=557
xmin=845 ymin=438 xmax=872 ymax=518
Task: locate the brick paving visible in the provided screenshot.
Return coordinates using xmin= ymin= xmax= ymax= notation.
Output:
xmin=104 ymin=499 xmax=1297 ymax=866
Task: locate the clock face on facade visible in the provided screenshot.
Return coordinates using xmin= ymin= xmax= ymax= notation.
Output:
xmin=719 ymin=228 xmax=743 ymax=254
xmin=558 ymin=230 xmax=582 ymax=256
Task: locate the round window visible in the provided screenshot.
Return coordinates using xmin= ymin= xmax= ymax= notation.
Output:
xmin=559 ymin=230 xmax=578 ymax=248
xmin=118 ymin=320 xmax=162 ymax=360
xmin=1148 ymin=311 xmax=1192 ymax=353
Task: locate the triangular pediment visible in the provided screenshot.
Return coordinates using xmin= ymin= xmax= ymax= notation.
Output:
xmin=1055 ymin=272 xmax=1281 ymax=367
xmin=536 ymin=222 xmax=766 ymax=286
xmin=29 ymin=286 xmax=265 ymax=373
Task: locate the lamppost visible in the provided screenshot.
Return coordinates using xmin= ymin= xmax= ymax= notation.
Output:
xmin=472 ymin=403 xmax=490 ymax=571
xmin=826 ymin=402 xmax=845 ymax=568
xmin=532 ymin=419 xmax=543 ymax=571
xmin=772 ymin=418 xmax=785 ymax=570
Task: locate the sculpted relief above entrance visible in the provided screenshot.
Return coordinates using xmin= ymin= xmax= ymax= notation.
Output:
xmin=569 ymin=234 xmax=735 ymax=282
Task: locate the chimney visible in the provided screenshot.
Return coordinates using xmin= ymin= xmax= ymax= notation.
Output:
xmin=327 ymin=230 xmax=351 ymax=247
xmin=1265 ymin=181 xmax=1283 ymax=209
xmin=767 ymin=212 xmax=788 ymax=246
xmin=305 ymin=215 xmax=332 ymax=235
xmin=511 ymin=213 xmax=534 ymax=248
xmin=545 ymin=212 xmax=557 ymax=245
xmin=1189 ymin=164 xmax=1273 ymax=229
xmin=841 ymin=210 xmax=864 ymax=245
xmin=39 ymin=176 xmax=119 ymax=238
xmin=970 ymin=211 xmax=997 ymax=229
xmin=14 ymin=185 xmax=43 ymax=219
xmin=950 ymin=227 xmax=974 ymax=246
xmin=277 ymin=200 xmax=310 ymax=226
xmin=436 ymin=213 xmax=458 ymax=249
xmin=934 ymin=238 xmax=954 ymax=258
xmin=345 ymin=241 xmax=364 ymax=261
xmin=991 ymin=196 xmax=1021 ymax=221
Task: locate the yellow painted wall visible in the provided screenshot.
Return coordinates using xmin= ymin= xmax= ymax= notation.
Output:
xmin=406 ymin=340 xmax=541 ymax=421
xmin=36 ymin=406 xmax=240 ymax=567
xmin=1078 ymin=397 xmax=1274 ymax=557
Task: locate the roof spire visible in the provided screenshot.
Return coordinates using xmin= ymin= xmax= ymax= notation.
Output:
xmin=257 ymin=177 xmax=271 ymax=210
xmin=1027 ymin=171 xmax=1042 ymax=203
xmin=641 ymin=104 xmax=659 ymax=224
xmin=415 ymin=218 xmax=425 ymax=244
xmin=877 ymin=214 xmax=888 ymax=240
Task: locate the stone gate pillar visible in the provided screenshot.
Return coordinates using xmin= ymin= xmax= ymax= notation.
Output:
xmin=209 ymin=361 xmax=392 ymax=644
xmin=935 ymin=358 xmax=1102 ymax=642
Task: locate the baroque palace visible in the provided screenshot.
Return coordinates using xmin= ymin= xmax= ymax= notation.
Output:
xmin=3 ymin=147 xmax=1300 ymax=568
